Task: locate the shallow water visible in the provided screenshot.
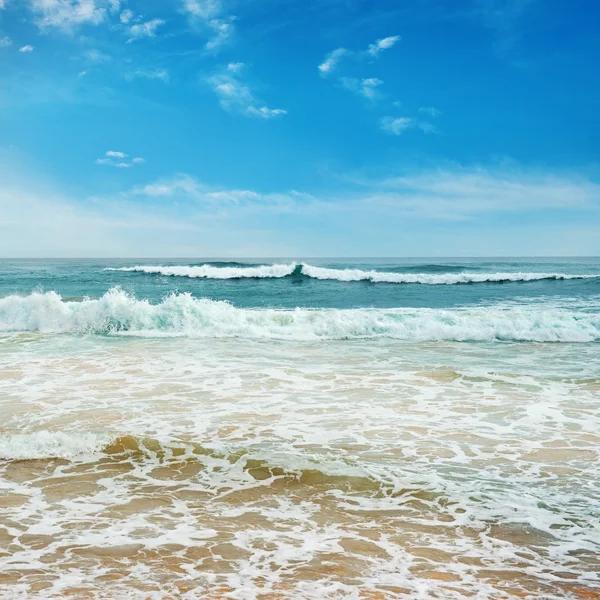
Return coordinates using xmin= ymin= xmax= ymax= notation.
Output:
xmin=1 ymin=259 xmax=599 ymax=598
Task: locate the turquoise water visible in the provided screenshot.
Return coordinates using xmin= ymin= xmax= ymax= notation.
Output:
xmin=1 ymin=257 xmax=599 ymax=341
xmin=1 ymin=257 xmax=599 ymax=310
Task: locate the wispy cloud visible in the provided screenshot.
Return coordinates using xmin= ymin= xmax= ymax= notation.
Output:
xmin=381 ymin=108 xmax=441 ymax=136
xmin=127 ymin=18 xmax=165 ymax=41
xmin=122 ymin=165 xmax=600 ymax=238
xmin=126 ymin=69 xmax=169 ymax=82
xmin=352 ymin=165 xmax=600 ymax=220
xmin=182 ymin=0 xmax=221 ymax=21
xmin=318 ymin=47 xmax=347 ymax=76
xmin=83 ymin=48 xmax=110 ymax=62
xmin=474 ymin=0 xmax=536 ymax=55
xmin=119 ymin=8 xmax=133 ymax=23
xmin=96 ymin=150 xmax=144 ymax=167
xmin=227 ymin=62 xmax=244 ymax=73
xmin=205 ymin=20 xmax=232 ymax=50
xmin=132 ymin=174 xmax=306 ymax=211
xmin=1 ymin=163 xmax=598 ymax=257
xmin=208 ymin=64 xmax=286 ymax=119
xmin=181 ymin=0 xmax=234 ymax=51
xmin=419 ymin=106 xmax=441 ymax=118
xmin=380 ymin=116 xmax=415 ymax=135
xmin=340 ymin=77 xmax=383 ymax=100
xmin=133 ymin=174 xmax=263 ymax=204
xmin=417 ymin=121 xmax=437 ymax=134
xmin=319 ymin=34 xmax=400 ymax=75
xmin=367 ymin=35 xmax=401 ymax=57
xmin=19 ymin=45 xmax=34 ymax=52
xmin=0 ymin=36 xmax=12 ymax=47
xmin=246 ymin=106 xmax=286 ymax=118
xmin=29 ymin=0 xmax=109 ymax=31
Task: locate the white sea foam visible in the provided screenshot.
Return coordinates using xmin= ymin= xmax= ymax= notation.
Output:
xmin=0 ymin=431 xmax=114 ymax=460
xmin=2 ymin=330 xmax=599 ymax=598
xmin=105 ymin=262 xmax=600 ymax=284
xmin=0 ymin=288 xmax=598 ymax=341
xmin=105 ymin=263 xmax=297 ymax=278
xmin=300 ymin=264 xmax=600 ymax=284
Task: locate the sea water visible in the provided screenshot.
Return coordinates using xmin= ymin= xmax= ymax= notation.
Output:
xmin=0 ymin=258 xmax=599 ymax=598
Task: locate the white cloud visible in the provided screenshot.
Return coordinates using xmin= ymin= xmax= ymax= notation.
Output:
xmin=84 ymin=48 xmax=110 ymax=62
xmin=318 ymin=47 xmax=347 ymax=76
xmin=417 ymin=121 xmax=437 ymax=134
xmin=208 ymin=66 xmax=286 ymax=119
xmin=29 ymin=0 xmax=109 ymax=31
xmin=380 ymin=116 xmax=415 ymax=135
xmin=367 ymin=35 xmax=401 ymax=57
xmin=119 ymin=8 xmax=133 ymax=23
xmin=0 ymin=179 xmax=209 ymax=257
xmin=205 ymin=19 xmax=232 ymax=50
xmin=357 ymin=166 xmax=600 ymax=219
xmin=135 ymin=174 xmax=201 ymax=197
xmin=127 ymin=68 xmax=169 ymax=82
xmin=319 ymin=35 xmax=398 ymax=80
xmin=96 ymin=150 xmax=145 ymax=167
xmin=380 ymin=107 xmax=441 ymax=136
xmin=19 ymin=45 xmax=34 ymax=52
xmin=227 ymin=62 xmax=244 ymax=72
xmin=0 ymin=36 xmax=11 ymax=47
xmin=78 ymin=70 xmax=87 ymax=77
xmin=181 ymin=0 xmax=233 ymax=51
xmin=128 ymin=18 xmax=164 ymax=41
xmin=132 ymin=174 xmax=298 ymax=209
xmin=341 ymin=77 xmax=383 ymax=100
xmin=1 ymin=162 xmax=598 ymax=257
xmin=419 ymin=106 xmax=441 ymax=117
xmin=247 ymin=106 xmax=287 ymax=119
xmin=182 ymin=0 xmax=221 ymax=20
xmin=130 ymin=167 xmax=600 ymax=227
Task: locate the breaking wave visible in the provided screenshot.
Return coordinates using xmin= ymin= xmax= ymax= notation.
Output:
xmin=1 ymin=288 xmax=598 ymax=342
xmin=105 ymin=263 xmax=600 ymax=285
xmin=105 ymin=263 xmax=297 ymax=279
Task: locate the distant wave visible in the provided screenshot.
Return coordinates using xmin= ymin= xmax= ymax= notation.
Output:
xmin=105 ymin=263 xmax=297 ymax=279
xmin=1 ymin=288 xmax=598 ymax=342
xmin=105 ymin=263 xmax=600 ymax=285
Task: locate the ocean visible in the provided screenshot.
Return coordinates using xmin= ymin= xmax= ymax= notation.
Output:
xmin=1 ymin=258 xmax=599 ymax=599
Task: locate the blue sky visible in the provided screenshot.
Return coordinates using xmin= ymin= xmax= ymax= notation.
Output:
xmin=0 ymin=0 xmax=599 ymax=256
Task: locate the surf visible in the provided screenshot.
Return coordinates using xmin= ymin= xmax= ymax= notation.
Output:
xmin=1 ymin=288 xmax=598 ymax=342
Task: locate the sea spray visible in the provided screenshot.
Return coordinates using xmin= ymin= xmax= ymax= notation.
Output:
xmin=1 ymin=288 xmax=598 ymax=342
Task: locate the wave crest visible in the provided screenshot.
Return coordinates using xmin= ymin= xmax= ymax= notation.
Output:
xmin=0 ymin=288 xmax=598 ymax=342
xmin=105 ymin=263 xmax=600 ymax=285
xmin=300 ymin=264 xmax=600 ymax=284
xmin=105 ymin=263 xmax=297 ymax=279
